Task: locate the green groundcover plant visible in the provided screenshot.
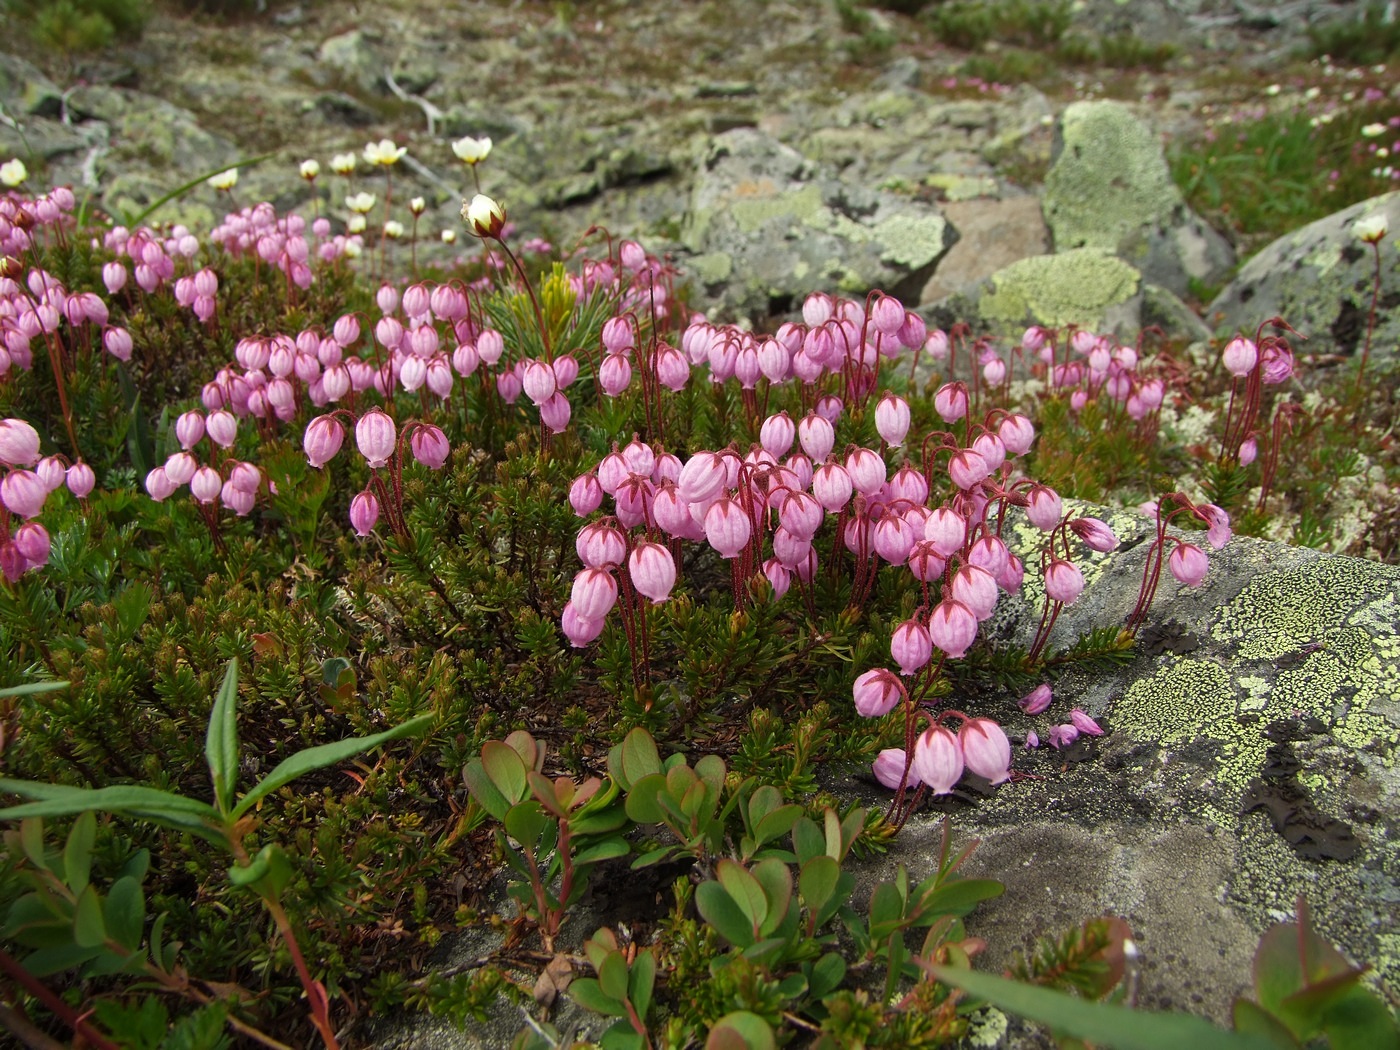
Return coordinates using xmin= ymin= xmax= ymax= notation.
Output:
xmin=0 ymin=129 xmax=1394 ymax=1048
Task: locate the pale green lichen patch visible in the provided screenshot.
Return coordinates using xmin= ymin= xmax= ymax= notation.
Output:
xmin=979 ymin=249 xmax=1140 ymax=330
xmin=730 ymin=183 xmax=824 ymax=234
xmin=870 ymin=213 xmax=949 ymax=268
xmin=1044 ymin=101 xmax=1184 ymax=252
xmin=1118 ymin=659 xmax=1235 ymax=745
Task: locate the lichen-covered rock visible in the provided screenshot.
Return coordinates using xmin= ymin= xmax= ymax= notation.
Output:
xmin=681 ymin=128 xmax=957 ymax=322
xmin=1044 ymin=100 xmax=1234 ymax=298
xmin=920 ymin=195 xmax=1049 ymax=304
xmin=1208 ymin=191 xmax=1400 ymax=361
xmin=0 ymin=53 xmax=63 ymax=118
xmin=932 ymin=248 xmax=1144 ymax=340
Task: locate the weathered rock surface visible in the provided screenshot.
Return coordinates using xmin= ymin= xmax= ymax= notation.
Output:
xmin=1208 ymin=191 xmax=1400 ymax=361
xmin=680 ymin=128 xmax=957 ymax=321
xmin=1042 ymin=100 xmax=1234 ymax=298
xmin=921 ymin=195 xmax=1051 ymax=304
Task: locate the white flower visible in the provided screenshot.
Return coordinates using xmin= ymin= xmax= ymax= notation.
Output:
xmin=451 ymin=135 xmax=492 ymax=165
xmin=1363 ymin=122 xmax=1387 ymax=137
xmin=1265 ymin=83 xmax=1281 ymax=96
xmin=330 ymin=152 xmax=357 ymax=175
xmin=343 ymin=239 xmax=363 ymax=258
xmin=0 ymin=159 xmax=28 ymax=187
xmin=441 ymin=229 xmax=457 ymax=244
xmin=345 ymin=192 xmax=377 ymax=214
xmin=462 ymin=193 xmax=505 ymax=238
xmin=207 ymin=168 xmax=239 ymax=190
xmin=409 ymin=196 xmax=426 ymax=215
xmin=347 ymin=215 xmax=367 ymax=234
xmin=363 ymin=138 xmax=406 ymax=166
xmin=300 ymin=159 xmax=321 ymax=179
xmin=1304 ymin=86 xmax=1321 ymax=101
xmin=1353 ymin=214 xmax=1389 ymax=244
xmin=383 ymin=220 xmax=404 ymax=239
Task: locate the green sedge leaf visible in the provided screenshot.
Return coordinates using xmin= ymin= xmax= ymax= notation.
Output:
xmin=232 ymin=713 xmax=432 ymax=820
xmin=928 ymin=966 xmax=1282 ymax=1050
xmin=205 ymin=659 xmax=240 ymax=817
xmin=0 ymin=681 xmax=68 ymax=699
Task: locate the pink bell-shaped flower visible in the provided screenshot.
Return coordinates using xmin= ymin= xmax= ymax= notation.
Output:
xmin=929 ymin=598 xmax=978 ymax=659
xmin=874 ymin=392 xmax=911 ymax=448
xmin=303 ymin=414 xmax=344 ymax=469
xmin=561 ymin=601 xmax=605 ymax=647
xmin=1069 ymin=517 xmax=1119 ymax=552
xmin=145 ymin=467 xmax=176 ymax=501
xmin=570 ymin=473 xmax=604 ymax=517
xmin=704 ymin=497 xmax=751 ymax=559
xmin=912 ymin=725 xmax=964 ymax=795
xmin=410 ymin=424 xmax=450 ymax=469
xmin=1169 ymin=542 xmax=1209 ymax=587
xmin=852 ymin=668 xmax=903 ymax=717
xmin=891 ymin=619 xmax=932 ymax=676
xmin=1025 ymin=485 xmax=1062 ymax=531
xmin=1044 ymin=558 xmax=1085 ymax=605
xmin=355 ymin=409 xmax=396 ymax=469
xmin=934 ymin=382 xmax=969 ymax=423
xmin=950 ymin=564 xmax=999 ymax=620
xmin=628 ymin=541 xmax=676 ymax=603
xmin=676 ymin=450 xmax=727 ymax=505
xmin=811 ymin=461 xmax=853 ymax=512
xmin=0 ymin=419 xmax=40 ymax=467
xmin=349 ymin=490 xmax=380 ymax=536
xmin=190 ymin=466 xmax=222 ymax=505
xmin=576 ymin=521 xmax=627 ymax=569
xmin=797 ymin=413 xmax=835 ymax=462
xmin=65 ymin=461 xmax=95 ymax=499
xmin=1 ymin=470 xmax=46 ymax=518
xmin=959 ymin=717 xmax=1011 ymax=784
xmin=872 ymin=748 xmax=920 ymax=791
xmin=924 ymin=507 xmax=966 ymax=557
xmin=571 ymin=568 xmax=619 ymax=621
xmin=760 ymin=412 xmax=796 ymax=458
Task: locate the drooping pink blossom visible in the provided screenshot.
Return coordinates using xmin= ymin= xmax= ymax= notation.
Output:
xmin=628 ymin=541 xmax=676 ymax=603
xmin=959 ymin=718 xmax=1011 ymax=784
xmin=912 ymin=725 xmax=963 ymax=794
xmin=852 ymin=668 xmax=903 ymax=718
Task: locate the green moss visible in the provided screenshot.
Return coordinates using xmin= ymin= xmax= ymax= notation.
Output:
xmin=979 ymin=248 xmax=1140 ymax=329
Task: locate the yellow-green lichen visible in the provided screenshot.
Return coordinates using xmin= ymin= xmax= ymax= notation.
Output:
xmin=730 ymin=183 xmax=824 ymax=234
xmin=1117 ymin=658 xmax=1236 ymax=746
xmin=1043 ymin=101 xmax=1183 ymax=252
xmin=979 ymin=249 xmax=1140 ymax=329
xmin=870 ymin=213 xmax=950 ymax=268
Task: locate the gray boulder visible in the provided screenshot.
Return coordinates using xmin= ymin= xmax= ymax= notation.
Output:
xmin=0 ymin=53 xmax=63 ymax=118
xmin=680 ymin=128 xmax=957 ymax=322
xmin=1043 ymin=100 xmax=1234 ymax=298
xmin=1208 ymin=191 xmax=1400 ymax=362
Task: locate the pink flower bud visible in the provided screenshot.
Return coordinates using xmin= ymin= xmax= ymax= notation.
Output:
xmin=206 ymin=410 xmax=237 ymax=448
xmin=815 ymin=394 xmax=843 ymax=424
xmin=561 ymin=601 xmax=604 ymax=647
xmin=221 ymin=480 xmax=255 ymax=516
xmin=1069 ymin=517 xmax=1119 ymax=552
xmin=36 ymin=456 xmax=66 ymax=493
xmin=13 ymin=521 xmax=49 ymax=567
xmin=1044 ymin=558 xmax=1085 ymax=604
xmin=0 ymin=419 xmax=40 ymax=467
xmin=303 ymin=415 xmax=344 ymax=468
xmin=145 ymin=467 xmax=175 ymax=501
xmin=410 ymin=424 xmax=450 ymax=469
xmin=355 ymin=409 xmax=396 ymax=469
xmin=907 ymin=540 xmax=946 ymax=582
xmin=1020 ymin=684 xmax=1053 ymax=715
xmin=349 ymin=490 xmax=379 ymax=535
xmin=577 ymin=521 xmax=627 ymax=569
xmin=540 ymin=391 xmax=572 ymax=433
xmin=175 ymin=411 xmax=205 ymax=450
xmin=190 ymin=466 xmax=222 ymax=504
xmin=376 ymin=283 xmax=399 ymax=315
xmin=164 ymin=452 xmax=197 ymax=486
xmin=627 ymin=541 xmax=676 ymax=603
xmin=1238 ymin=436 xmax=1258 ymax=466
xmin=1 ymin=469 xmax=46 ymax=518
xmin=761 ymin=557 xmax=791 ymax=600
xmin=959 ymin=717 xmax=1011 ymax=784
xmin=872 ymin=514 xmax=916 ymax=565
xmin=1026 ymin=485 xmax=1062 ymax=531
xmin=797 ymin=413 xmax=835 ymax=462
xmin=929 ymin=598 xmax=978 ymax=659
xmin=1222 ymin=337 xmax=1258 ymax=378
xmin=852 ymin=668 xmax=903 ymax=717
xmin=912 ymin=725 xmax=964 ymax=794
xmin=677 ymin=451 xmax=728 ymax=505
xmin=760 ymin=412 xmax=796 ymax=458
xmin=571 ymin=568 xmax=619 ymax=621
xmin=704 ymin=497 xmax=751 ymax=559
xmin=496 ymin=367 xmax=523 ymax=404
xmin=934 ymin=382 xmax=969 ymax=423
xmin=951 ymin=564 xmax=999 ymax=620
xmin=1198 ymin=503 xmax=1232 ymax=550
xmin=948 ymin=448 xmax=990 ymax=491
xmin=569 ymin=473 xmax=604 ymax=517
xmin=811 ymin=461 xmax=853 ymax=512
xmin=874 ymin=392 xmax=911 ymax=448
xmin=870 ymin=294 xmax=905 ymax=336
xmin=967 ymin=535 xmax=1009 ymax=578
xmin=845 ymin=447 xmax=886 ymax=496
xmin=899 ymin=311 xmax=927 ymax=349
xmin=924 ymin=507 xmax=966 ymax=556
xmin=521 ymin=359 xmax=557 ymax=406
xmin=102 ymin=262 xmax=128 ymax=294
xmin=891 ymin=619 xmax=932 ymax=676
xmin=66 ymin=461 xmax=95 ymax=498
xmin=599 ymin=353 xmax=632 ymax=396
xmin=103 ymin=327 xmax=133 ymax=362
xmin=873 ymin=748 xmax=920 ymax=791
xmin=1169 ymin=542 xmax=1209 ymax=587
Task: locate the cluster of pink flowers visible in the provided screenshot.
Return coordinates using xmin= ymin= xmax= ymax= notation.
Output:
xmin=143 ymin=408 xmax=262 ymax=515
xmin=0 ymin=417 xmax=93 ymax=580
xmin=1 ymin=265 xmax=134 ymax=371
xmin=0 ymin=185 xmax=75 ymax=257
xmin=209 ymin=203 xmax=317 ymax=288
xmin=872 ymin=713 xmax=1012 ymax=796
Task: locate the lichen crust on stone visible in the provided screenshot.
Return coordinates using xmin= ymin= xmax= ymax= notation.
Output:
xmin=979 ymin=249 xmax=1140 ymax=329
